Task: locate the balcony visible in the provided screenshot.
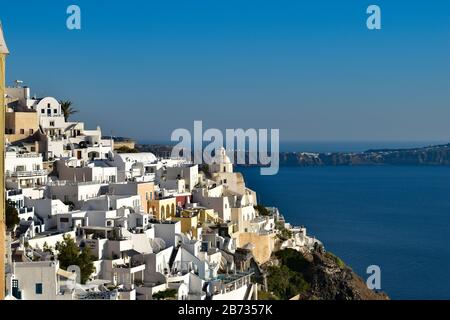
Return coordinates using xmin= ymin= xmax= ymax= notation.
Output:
xmin=47 ymin=180 xmax=102 ymax=187
xmin=113 ymin=261 xmax=146 ymax=274
xmin=15 ymin=153 xmax=41 ymax=158
xmin=6 ymin=170 xmax=48 ymax=178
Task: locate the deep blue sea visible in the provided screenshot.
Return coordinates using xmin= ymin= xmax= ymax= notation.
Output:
xmin=238 ymin=165 xmax=450 ymax=300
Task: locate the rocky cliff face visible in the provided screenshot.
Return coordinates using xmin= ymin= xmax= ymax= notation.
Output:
xmin=296 ymin=251 xmax=389 ymax=300
xmin=264 ymin=248 xmax=389 ymax=300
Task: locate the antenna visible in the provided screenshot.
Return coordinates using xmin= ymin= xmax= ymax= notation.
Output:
xmin=14 ymin=80 xmax=23 ymax=88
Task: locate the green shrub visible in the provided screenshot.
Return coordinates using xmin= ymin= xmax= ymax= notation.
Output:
xmin=56 ymin=235 xmax=95 ymax=284
xmin=267 ymin=265 xmax=309 ymax=300
xmin=152 ymin=288 xmax=178 ymax=300
xmin=5 ymin=200 xmax=19 ymax=230
xmin=254 ymin=204 xmax=270 ymax=216
xmin=325 ymin=251 xmax=345 ymax=268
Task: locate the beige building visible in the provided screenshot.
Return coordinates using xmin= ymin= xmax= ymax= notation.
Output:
xmin=5 ymin=110 xmax=39 ymax=144
xmin=237 ymin=232 xmax=277 ymax=264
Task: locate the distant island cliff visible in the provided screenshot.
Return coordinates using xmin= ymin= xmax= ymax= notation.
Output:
xmin=277 ymin=143 xmax=450 ymax=166
xmin=136 ymin=142 xmax=450 ymax=167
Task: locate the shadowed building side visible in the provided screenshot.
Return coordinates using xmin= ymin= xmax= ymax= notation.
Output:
xmin=0 ymin=21 xmax=9 ymax=300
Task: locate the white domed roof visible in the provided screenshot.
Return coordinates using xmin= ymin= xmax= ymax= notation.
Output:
xmin=216 ymin=147 xmax=231 ymax=164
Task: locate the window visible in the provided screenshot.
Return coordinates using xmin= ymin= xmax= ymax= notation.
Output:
xmin=53 ymin=109 xmax=57 ymax=114
xmin=41 ymin=109 xmax=45 ymax=114
xmin=20 ymin=129 xmax=25 ymax=134
xmin=60 ymin=217 xmax=69 ymax=223
xmin=49 ymin=121 xmax=55 ymax=127
xmin=29 ymin=129 xmax=34 ymax=135
xmin=47 ymin=109 xmax=51 ymax=115
xmin=35 ymin=283 xmax=43 ymax=294
xmin=47 ymin=103 xmax=51 ymax=108
xmin=30 ymin=147 xmax=36 ymax=152
xmin=12 ymin=279 xmax=20 ymax=299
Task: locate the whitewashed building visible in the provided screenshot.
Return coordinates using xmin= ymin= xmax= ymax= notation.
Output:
xmin=108 ymin=152 xmax=158 ymax=182
xmin=5 ymin=150 xmax=47 ymax=189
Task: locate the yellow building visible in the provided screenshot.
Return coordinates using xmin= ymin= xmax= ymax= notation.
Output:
xmin=148 ymin=197 xmax=176 ymax=221
xmin=169 ymin=208 xmax=218 ymax=239
xmin=171 ymin=211 xmax=200 ymax=238
xmin=0 ymin=22 xmax=10 ymax=300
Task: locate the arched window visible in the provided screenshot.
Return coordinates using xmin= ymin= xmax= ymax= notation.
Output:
xmin=160 ymin=206 xmax=165 ymax=219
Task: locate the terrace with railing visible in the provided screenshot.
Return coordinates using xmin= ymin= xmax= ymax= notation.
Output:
xmin=6 ymin=170 xmax=47 ymax=178
xmin=47 ymin=180 xmax=104 ymax=187
xmin=208 ymin=271 xmax=254 ymax=296
xmin=15 ymin=153 xmax=42 ymax=158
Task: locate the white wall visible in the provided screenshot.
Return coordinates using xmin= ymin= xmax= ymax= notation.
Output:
xmin=25 ymin=198 xmax=70 ymax=229
xmin=5 ymin=151 xmax=44 ymax=172
xmin=12 ymin=261 xmax=62 ymax=300
xmin=47 ymin=182 xmax=105 ymax=209
xmin=153 ymin=222 xmax=181 ymax=247
xmin=28 ymin=231 xmax=76 ymax=250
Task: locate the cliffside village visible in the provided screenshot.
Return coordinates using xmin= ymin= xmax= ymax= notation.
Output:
xmin=1 ymin=27 xmax=320 ymax=301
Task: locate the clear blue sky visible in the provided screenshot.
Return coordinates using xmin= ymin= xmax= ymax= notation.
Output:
xmin=2 ymin=0 xmax=450 ymax=143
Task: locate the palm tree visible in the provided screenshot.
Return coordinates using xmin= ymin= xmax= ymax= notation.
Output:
xmin=60 ymin=100 xmax=78 ymax=121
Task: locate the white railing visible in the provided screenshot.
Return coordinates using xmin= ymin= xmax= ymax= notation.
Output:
xmin=15 ymin=153 xmax=41 ymax=158
xmin=6 ymin=170 xmax=47 ymax=177
xmin=47 ymin=180 xmax=104 ymax=187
